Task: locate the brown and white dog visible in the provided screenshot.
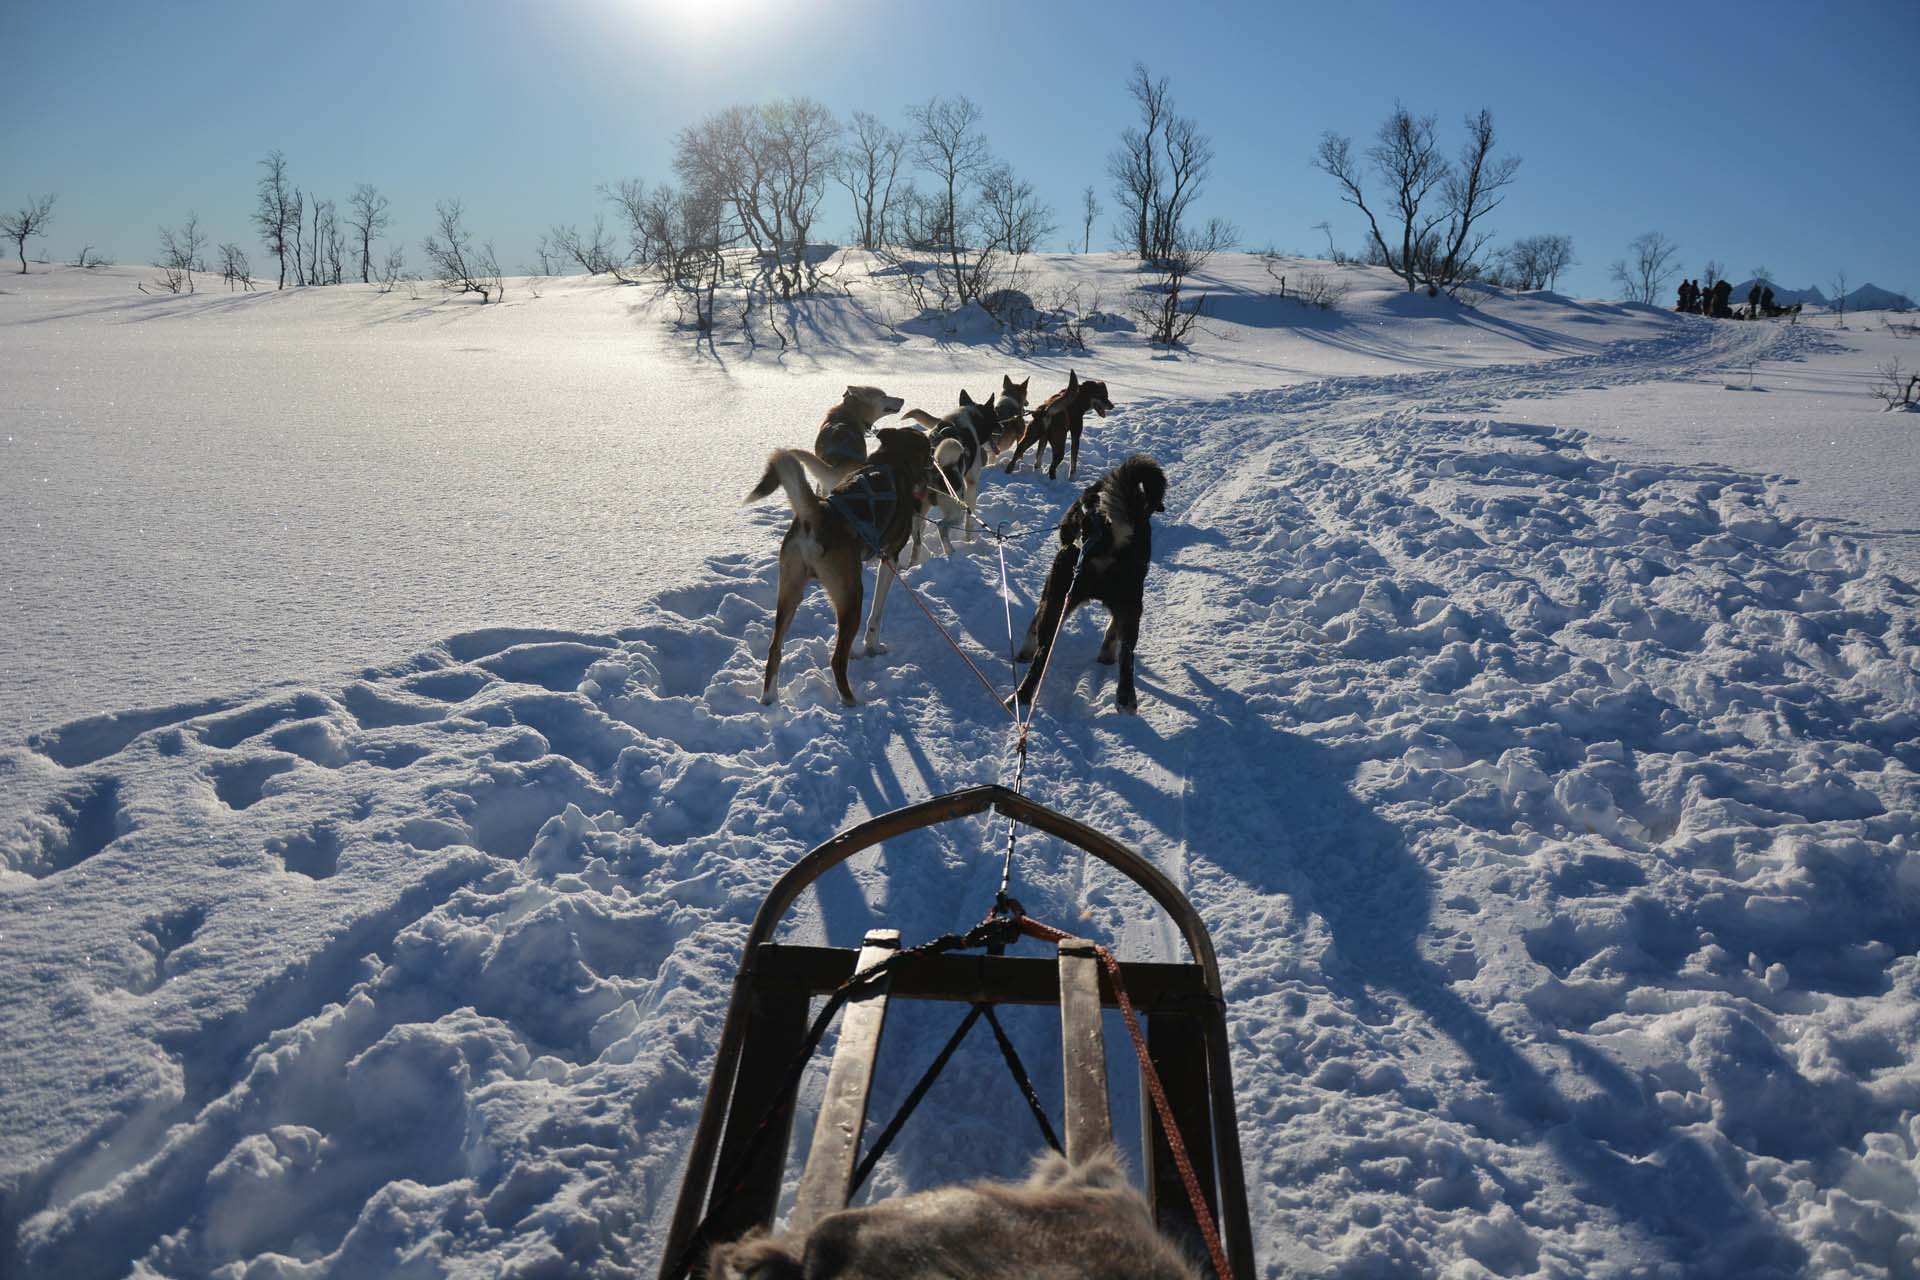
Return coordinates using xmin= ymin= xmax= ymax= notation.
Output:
xmin=744 ymin=427 xmax=933 ymax=705
xmin=903 ymin=380 xmax=1027 ymax=559
xmin=1003 ymin=370 xmax=1114 ymax=481
xmin=811 ymin=385 xmax=907 ymax=492
xmin=706 ymin=1151 xmax=1199 ymax=1280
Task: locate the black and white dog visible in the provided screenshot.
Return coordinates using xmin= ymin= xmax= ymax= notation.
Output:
xmin=904 ymin=384 xmax=1025 ymax=560
xmin=1012 ymin=455 xmax=1168 ymax=713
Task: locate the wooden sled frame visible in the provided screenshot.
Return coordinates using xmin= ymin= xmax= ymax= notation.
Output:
xmin=658 ymin=784 xmax=1255 ymax=1277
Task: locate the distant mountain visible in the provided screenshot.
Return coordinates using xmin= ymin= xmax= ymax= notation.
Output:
xmin=1842 ymin=283 xmax=1915 ymax=312
xmin=1730 ymin=278 xmax=1827 ymax=306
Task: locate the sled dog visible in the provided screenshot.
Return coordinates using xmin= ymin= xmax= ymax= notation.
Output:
xmin=1013 ymin=454 xmax=1167 ymax=713
xmin=1003 ymin=369 xmax=1113 ymax=481
xmin=744 ymin=427 xmax=933 ymax=705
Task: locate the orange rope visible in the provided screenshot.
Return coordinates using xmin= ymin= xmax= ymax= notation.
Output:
xmin=1012 ymin=913 xmax=1236 ymax=1280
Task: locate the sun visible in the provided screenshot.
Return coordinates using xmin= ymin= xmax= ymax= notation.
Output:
xmin=626 ymin=0 xmax=785 ymax=48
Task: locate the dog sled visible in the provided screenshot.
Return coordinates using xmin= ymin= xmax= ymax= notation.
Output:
xmin=657 ymin=784 xmax=1254 ymax=1279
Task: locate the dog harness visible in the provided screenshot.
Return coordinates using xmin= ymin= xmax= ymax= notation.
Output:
xmin=827 ymin=466 xmax=901 ymax=560
xmin=929 ymin=420 xmax=978 ymax=493
xmin=817 ymin=413 xmax=868 ymax=469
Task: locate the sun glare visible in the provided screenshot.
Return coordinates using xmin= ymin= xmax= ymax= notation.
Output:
xmin=627 ymin=0 xmax=785 ymax=50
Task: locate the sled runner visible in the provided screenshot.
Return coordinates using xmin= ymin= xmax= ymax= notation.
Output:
xmin=658 ymin=784 xmax=1254 ymax=1278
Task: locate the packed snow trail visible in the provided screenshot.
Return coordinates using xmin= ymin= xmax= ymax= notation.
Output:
xmin=4 ymin=313 xmax=1916 ymax=1277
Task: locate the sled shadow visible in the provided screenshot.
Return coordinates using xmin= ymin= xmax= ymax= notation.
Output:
xmin=1107 ymin=665 xmax=1807 ymax=1274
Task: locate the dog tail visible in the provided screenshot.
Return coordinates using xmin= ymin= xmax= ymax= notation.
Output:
xmin=744 ymin=449 xmax=825 ymax=523
xmin=902 ymin=408 xmax=943 ymax=431
xmin=933 ymin=438 xmax=965 ymax=471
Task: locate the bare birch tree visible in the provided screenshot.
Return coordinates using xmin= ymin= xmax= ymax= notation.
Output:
xmin=1313 ymin=103 xmax=1517 ymax=295
xmin=254 ymin=152 xmax=299 ymax=288
xmin=1108 ymin=65 xmax=1214 ymax=265
xmin=346 ymin=184 xmax=391 ymax=284
xmin=835 ymin=110 xmax=905 ymax=250
xmin=421 ymin=199 xmax=502 ymax=302
xmin=1609 ymin=231 xmax=1680 ymax=303
xmin=905 ymin=95 xmax=993 ymax=304
xmin=1080 ymin=186 xmax=1100 ymax=254
xmin=153 ymin=212 xmax=207 ymax=294
xmin=2 ymin=193 xmax=56 ymax=273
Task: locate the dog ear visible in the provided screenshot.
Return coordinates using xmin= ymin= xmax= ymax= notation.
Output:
xmin=1002 ymin=374 xmax=1015 ymax=392
xmin=1017 ymin=376 xmax=1029 ymax=394
xmin=960 ymin=389 xmax=975 ymax=406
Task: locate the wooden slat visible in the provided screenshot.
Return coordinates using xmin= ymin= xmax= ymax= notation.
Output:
xmin=789 ymin=930 xmax=900 ymax=1233
xmin=703 ymin=982 xmax=812 ymax=1244
xmin=1057 ymin=937 xmax=1112 ymax=1161
xmin=751 ymin=944 xmax=1213 ymax=1013
xmin=1143 ymin=1011 xmax=1218 ymax=1241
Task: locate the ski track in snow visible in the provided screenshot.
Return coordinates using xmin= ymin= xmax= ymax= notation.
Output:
xmin=3 ymin=314 xmax=1918 ymax=1277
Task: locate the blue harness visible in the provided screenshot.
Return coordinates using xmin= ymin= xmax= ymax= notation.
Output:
xmin=817 ymin=419 xmax=868 ymax=469
xmin=826 ymin=466 xmax=900 ymax=559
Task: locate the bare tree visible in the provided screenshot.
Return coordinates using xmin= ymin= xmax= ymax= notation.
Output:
xmin=216 ymin=242 xmax=254 ymax=290
xmin=1699 ymin=258 xmax=1724 ymax=289
xmin=1609 ymin=231 xmax=1680 ymax=304
xmin=1108 ymin=65 xmax=1215 ymax=266
xmin=68 ymin=244 xmax=109 ymax=269
xmin=421 ymin=199 xmax=502 ymax=302
xmin=1312 ymin=220 xmax=1336 ymax=258
xmin=637 ymin=178 xmax=733 ymax=333
xmin=1871 ymin=358 xmax=1917 ymax=407
xmin=676 ymin=97 xmax=839 ymax=302
xmin=346 ymin=184 xmax=391 ymax=284
xmin=550 ymin=215 xmax=618 ymax=275
xmin=1428 ymin=109 xmax=1520 ymax=290
xmin=1314 ymin=105 xmax=1441 ymax=293
xmin=2 ymin=193 xmax=56 ymax=273
xmin=1133 ymin=216 xmax=1235 ymax=345
xmin=153 ymin=212 xmax=207 ymax=294
xmin=1313 ymin=103 xmax=1518 ymax=295
xmin=1080 ymin=186 xmax=1101 ymax=254
xmin=835 ymin=110 xmax=906 ymax=250
xmin=254 ymin=152 xmax=298 ymax=288
xmin=1500 ymin=233 xmax=1575 ymax=290
xmin=1832 ymin=269 xmax=1849 ymax=325
xmin=1108 ymin=64 xmax=1168 ymax=259
xmin=600 ymin=178 xmax=657 ymax=273
xmin=905 ymin=95 xmax=994 ymax=304
xmin=376 ymin=245 xmax=406 ymax=293
xmin=979 ymin=163 xmax=1056 ymax=257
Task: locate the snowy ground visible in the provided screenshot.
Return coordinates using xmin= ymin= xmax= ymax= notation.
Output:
xmin=2 ymin=258 xmax=1917 ymax=1278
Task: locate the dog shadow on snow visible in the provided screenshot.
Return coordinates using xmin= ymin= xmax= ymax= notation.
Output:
xmin=1092 ymin=665 xmax=1807 ymax=1275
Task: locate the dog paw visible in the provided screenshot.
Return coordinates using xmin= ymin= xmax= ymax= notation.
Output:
xmin=1096 ymin=649 xmax=1118 ymax=666
xmin=1114 ymin=688 xmax=1138 ymax=714
xmin=864 ymin=639 xmax=888 ymax=657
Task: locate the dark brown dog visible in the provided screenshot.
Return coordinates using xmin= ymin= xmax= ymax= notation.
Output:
xmin=1012 ymin=454 xmax=1167 ymax=714
xmin=1002 ymin=369 xmax=1114 ymax=481
xmin=744 ymin=427 xmax=933 ymax=705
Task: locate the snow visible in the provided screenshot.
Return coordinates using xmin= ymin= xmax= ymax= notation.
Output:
xmin=3 ymin=256 xmax=1918 ymax=1278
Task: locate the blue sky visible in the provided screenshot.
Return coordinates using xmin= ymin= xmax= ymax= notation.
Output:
xmin=6 ymin=0 xmax=1916 ymax=299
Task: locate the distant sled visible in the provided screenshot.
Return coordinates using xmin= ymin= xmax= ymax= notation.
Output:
xmin=658 ymin=784 xmax=1256 ymax=1279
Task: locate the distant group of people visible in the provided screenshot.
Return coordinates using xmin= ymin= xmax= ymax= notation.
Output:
xmin=1677 ymin=278 xmax=1799 ymax=320
xmin=1677 ymin=278 xmax=1736 ymax=316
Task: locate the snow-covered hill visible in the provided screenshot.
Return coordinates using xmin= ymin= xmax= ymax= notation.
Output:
xmin=3 ymin=257 xmax=1918 ymax=1278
